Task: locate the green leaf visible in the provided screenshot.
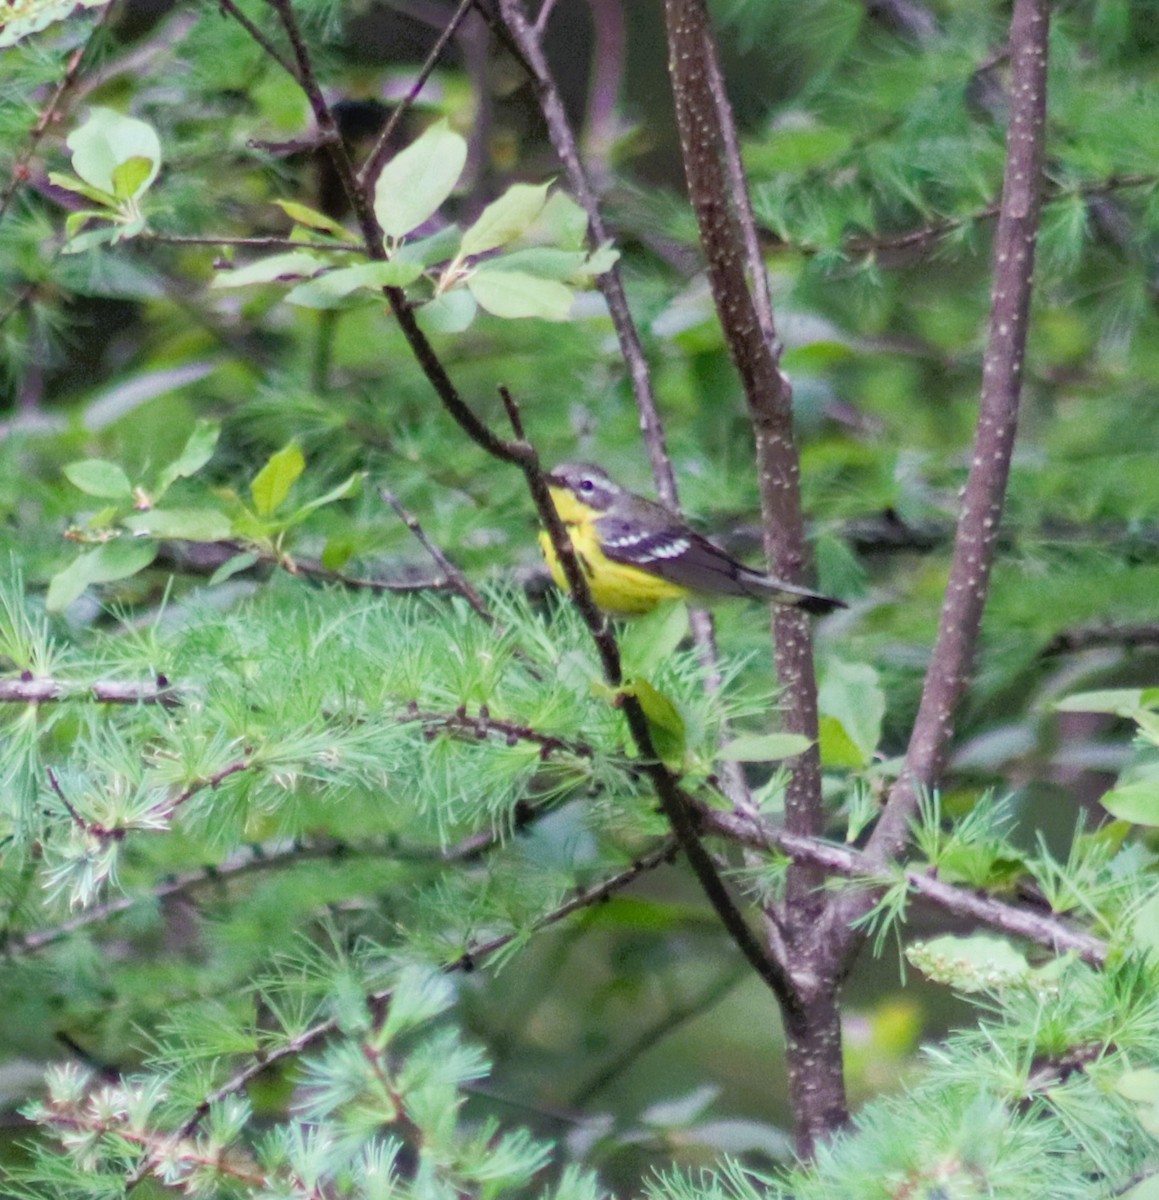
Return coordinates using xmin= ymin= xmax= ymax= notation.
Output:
xmin=321 ymin=536 xmax=355 ymax=571
xmin=906 ymin=934 xmax=1030 ymax=993
xmin=621 ymin=677 xmax=686 ymax=768
xmin=63 ymin=459 xmax=133 ymax=500
xmin=250 ymin=443 xmax=305 ymax=517
xmin=466 ymin=269 xmax=573 ymax=321
xmin=208 ymin=551 xmax=259 ymax=586
xmin=537 ymin=190 xmax=589 ymax=248
xmin=416 ymin=289 xmax=477 ymax=334
xmin=46 ymin=539 xmax=158 ymax=612
xmin=111 ymin=156 xmax=154 ymax=201
xmin=48 ymin=170 xmax=116 ymax=207
xmin=460 ymin=181 xmax=552 ymax=258
xmin=211 ymin=253 xmax=329 ymax=289
xmin=818 ymin=660 xmax=885 ymax=768
xmin=620 ymin=600 xmax=689 ymax=677
xmin=394 ymin=224 xmax=462 ymax=267
xmin=1055 ymin=688 xmax=1147 ymax=716
xmin=122 ymin=508 xmax=232 ymax=541
xmin=155 ymin=421 xmax=220 ymax=499
xmin=1120 ymin=1172 xmax=1159 ymax=1200
xmin=67 ymin=107 xmax=161 ymax=197
xmin=1099 ymin=780 xmax=1159 ymax=826
xmin=273 ymin=199 xmax=350 ymax=238
xmin=491 ymin=247 xmax=590 ymax=282
xmin=1132 ymin=893 xmax=1159 ymax=957
xmin=719 ymin=733 xmax=813 ymax=762
xmin=285 ymin=260 xmax=423 ymax=308
xmin=286 ymin=472 xmax=363 ymax=523
xmin=373 ymin=119 xmax=467 ymax=239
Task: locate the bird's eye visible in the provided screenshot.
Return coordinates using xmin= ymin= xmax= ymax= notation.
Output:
xmin=579 ymin=477 xmax=595 ymax=493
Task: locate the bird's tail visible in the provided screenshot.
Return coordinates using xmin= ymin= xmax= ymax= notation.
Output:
xmin=739 ymin=570 xmax=846 ymax=615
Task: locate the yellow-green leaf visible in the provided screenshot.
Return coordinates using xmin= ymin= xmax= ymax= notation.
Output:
xmin=250 ymin=443 xmax=305 ymax=517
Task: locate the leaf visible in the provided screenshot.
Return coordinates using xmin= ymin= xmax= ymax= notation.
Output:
xmin=273 ymin=199 xmax=350 ymax=238
xmin=460 ymin=181 xmax=552 ymax=258
xmin=209 ymin=551 xmax=259 ymax=586
xmin=621 ymin=677 xmax=686 ymax=768
xmin=211 ymin=253 xmax=329 ymax=289
xmin=1120 ymin=1173 xmax=1159 ymax=1200
xmin=394 ymin=224 xmax=462 ymax=267
xmin=67 ymin=107 xmax=161 ymax=197
xmin=537 ymin=190 xmax=589 ymax=248
xmin=111 ymin=156 xmax=154 ymax=201
xmin=1055 ymin=688 xmax=1147 ymax=716
xmin=1132 ymin=893 xmax=1159 ymax=957
xmin=719 ymin=733 xmax=813 ymax=762
xmin=321 ymin=536 xmax=355 ymax=571
xmin=620 ymin=600 xmax=689 ymax=677
xmin=63 ymin=459 xmax=133 ymax=500
xmin=466 ymin=269 xmax=573 ymax=321
xmin=416 ymin=289 xmax=478 ymax=334
xmin=250 ymin=443 xmax=305 ymax=517
xmin=906 ymin=934 xmax=1030 ymax=992
xmin=1099 ymin=780 xmax=1159 ymax=826
xmin=286 ymin=472 xmax=363 ymax=523
xmin=818 ymin=715 xmax=865 ymax=770
xmin=48 ymin=170 xmax=116 ymax=207
xmin=818 ymin=659 xmax=885 ymax=768
xmin=155 ymin=421 xmax=220 ymax=498
xmin=373 ymin=119 xmax=467 ymax=239
xmin=46 ymin=539 xmax=158 ymax=612
xmin=122 ymin=508 xmax=232 ymax=541
xmin=285 ymin=260 xmax=423 ymax=308
xmin=491 ymin=247 xmax=590 ymax=282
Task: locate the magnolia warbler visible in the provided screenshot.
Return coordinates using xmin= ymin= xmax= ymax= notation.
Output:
xmin=539 ymin=462 xmax=844 ymax=616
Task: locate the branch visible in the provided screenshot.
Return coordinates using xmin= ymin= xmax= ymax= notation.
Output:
xmin=1042 ymin=622 xmax=1159 ymax=656
xmin=700 ymin=808 xmax=1106 ymax=967
xmin=357 ymin=0 xmax=477 ymax=190
xmin=379 ymin=486 xmax=494 ymax=624
xmin=491 ymin=0 xmax=680 ymax=509
xmin=865 ymin=0 xmax=1051 ymax=863
xmin=0 ymin=676 xmax=179 ymax=706
xmin=0 ymin=7 xmax=112 ymax=224
xmin=178 ymin=840 xmax=676 ymax=1134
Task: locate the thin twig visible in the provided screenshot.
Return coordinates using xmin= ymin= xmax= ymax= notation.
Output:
xmin=0 ymin=7 xmax=112 ymax=224
xmin=178 ymin=841 xmax=676 ymax=1135
xmin=143 ymin=233 xmax=363 ymax=252
xmin=215 ymin=0 xmax=298 ymax=79
xmin=379 ymin=486 xmax=494 ymax=623
xmin=357 ymin=0 xmax=478 ymax=190
xmin=0 ymin=676 xmax=179 ymax=705
xmin=701 ymin=808 xmax=1106 ymax=967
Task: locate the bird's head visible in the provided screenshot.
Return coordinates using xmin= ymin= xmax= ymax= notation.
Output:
xmin=545 ymin=462 xmax=622 ymax=519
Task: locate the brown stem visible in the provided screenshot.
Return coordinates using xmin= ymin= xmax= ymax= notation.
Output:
xmin=865 ymin=0 xmax=1050 ymax=864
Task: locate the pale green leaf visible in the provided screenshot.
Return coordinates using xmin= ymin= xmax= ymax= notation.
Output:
xmin=155 ymin=421 xmax=220 ymax=498
xmin=621 ymin=677 xmax=686 ymax=768
xmin=1055 ymin=689 xmax=1147 ymax=716
xmin=285 ymin=260 xmax=423 ymax=308
xmin=394 ymin=224 xmax=462 ymax=267
xmin=621 ymin=601 xmax=690 ymax=677
xmin=63 ymin=459 xmax=132 ymax=500
xmin=122 ymin=509 xmax=232 ymax=541
xmin=67 ymin=107 xmax=161 ymax=197
xmin=460 ymin=181 xmax=552 ymax=258
xmin=208 ymin=552 xmax=259 ymax=586
xmin=211 ymin=253 xmax=329 ymax=289
xmin=46 ymin=539 xmax=158 ymax=612
xmin=416 ymin=289 xmax=478 ymax=334
xmin=537 ymin=190 xmax=589 ymax=248
xmin=47 ymin=171 xmax=116 ymax=207
xmin=467 ymin=269 xmax=573 ymax=321
xmin=287 ymin=472 xmax=364 ymax=522
xmin=250 ymin=443 xmax=305 ymax=517
xmin=111 ymin=156 xmax=154 ymax=201
xmin=273 ymin=199 xmax=350 ymax=237
xmin=718 ymin=733 xmax=813 ymax=762
xmin=373 ymin=119 xmax=467 ymax=239
xmin=1099 ymin=780 xmax=1159 ymax=826
xmin=818 ymin=659 xmax=885 ymax=768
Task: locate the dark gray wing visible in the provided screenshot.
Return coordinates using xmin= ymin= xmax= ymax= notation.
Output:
xmin=596 ymin=511 xmax=845 ymax=613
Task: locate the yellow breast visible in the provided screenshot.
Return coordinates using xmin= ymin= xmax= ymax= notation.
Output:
xmin=539 ymin=493 xmax=687 ymax=615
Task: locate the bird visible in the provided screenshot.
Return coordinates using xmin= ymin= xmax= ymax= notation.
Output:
xmin=538 ymin=462 xmax=845 ymax=617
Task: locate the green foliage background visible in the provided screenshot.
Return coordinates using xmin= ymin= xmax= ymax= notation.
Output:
xmin=2 ymin=0 xmax=1159 ymax=1195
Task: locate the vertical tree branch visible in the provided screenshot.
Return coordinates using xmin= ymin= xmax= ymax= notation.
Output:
xmin=663 ymin=0 xmax=841 ymax=1153
xmin=863 ymin=0 xmax=1050 ymax=863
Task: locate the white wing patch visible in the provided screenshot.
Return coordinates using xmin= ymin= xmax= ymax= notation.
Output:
xmin=639 ymin=537 xmax=689 ymax=561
